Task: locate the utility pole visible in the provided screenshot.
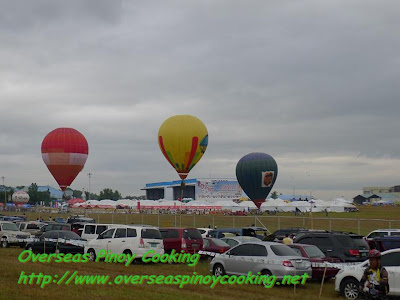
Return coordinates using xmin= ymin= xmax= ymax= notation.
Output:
xmin=1 ymin=177 xmax=5 ymax=203
xmin=87 ymin=173 xmax=92 ymax=201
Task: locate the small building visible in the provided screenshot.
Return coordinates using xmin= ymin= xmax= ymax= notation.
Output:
xmin=142 ymin=178 xmax=242 ymax=201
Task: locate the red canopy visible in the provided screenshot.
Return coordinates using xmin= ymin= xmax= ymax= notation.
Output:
xmin=67 ymin=198 xmax=85 ymax=204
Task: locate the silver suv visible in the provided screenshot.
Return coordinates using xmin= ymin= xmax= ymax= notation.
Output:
xmin=210 ymin=241 xmax=312 ymax=279
xmin=0 ymin=221 xmax=30 ymax=248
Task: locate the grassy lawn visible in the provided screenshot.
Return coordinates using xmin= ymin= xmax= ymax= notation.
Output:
xmin=0 ymin=247 xmax=339 ymax=300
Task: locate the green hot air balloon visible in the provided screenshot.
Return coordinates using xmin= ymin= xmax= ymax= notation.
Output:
xmin=236 ymin=152 xmax=278 ymax=209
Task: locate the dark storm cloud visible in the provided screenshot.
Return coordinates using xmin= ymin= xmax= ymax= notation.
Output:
xmin=1 ymin=0 xmax=400 ymax=199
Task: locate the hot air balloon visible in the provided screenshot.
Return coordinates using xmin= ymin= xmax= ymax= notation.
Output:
xmin=158 ymin=115 xmax=208 ymax=180
xmin=41 ymin=128 xmax=89 ymax=192
xmin=236 ymin=152 xmax=278 ymax=209
xmin=12 ymin=191 xmax=29 ymax=204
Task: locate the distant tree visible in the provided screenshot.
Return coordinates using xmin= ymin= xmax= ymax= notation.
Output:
xmin=113 ymin=190 xmax=122 ymax=200
xmin=72 ymin=189 xmax=83 ymax=198
xmin=125 ymin=195 xmax=146 ymax=200
xmin=99 ymin=188 xmax=114 ymax=200
xmin=271 ymin=191 xmax=279 ymax=199
xmin=28 ymin=183 xmax=39 ymax=204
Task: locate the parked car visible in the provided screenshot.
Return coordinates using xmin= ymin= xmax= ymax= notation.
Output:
xmin=35 ymin=223 xmax=71 ymax=237
xmin=85 ymin=225 xmax=164 ymax=260
xmin=335 ymin=248 xmax=400 ymax=299
xmin=365 ymin=229 xmax=400 ymax=240
xmin=288 ymin=243 xmax=341 ymax=279
xmin=0 ymin=216 xmax=26 ymax=222
xmin=160 ymin=228 xmax=203 ymax=254
xmin=221 ymin=236 xmax=261 ymax=248
xmin=208 ymin=227 xmax=270 ymax=239
xmin=197 ymin=228 xmax=213 ymax=238
xmin=0 ymin=221 xmax=30 ymax=248
xmin=16 ymin=221 xmax=47 ymax=236
xmin=26 ymin=231 xmax=86 ymax=254
xmin=203 ymin=238 xmax=230 ymax=255
xmin=295 ymin=231 xmax=369 ymax=262
xmin=67 ymin=215 xmax=96 ymax=224
xmin=265 ymin=228 xmax=307 ymax=242
xmin=210 ymin=241 xmax=312 ymax=279
xmin=81 ymin=223 xmax=119 ymax=240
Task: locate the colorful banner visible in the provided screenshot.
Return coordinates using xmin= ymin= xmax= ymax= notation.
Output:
xmin=196 ymin=180 xmax=242 ymax=199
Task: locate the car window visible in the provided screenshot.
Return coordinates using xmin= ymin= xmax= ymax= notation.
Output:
xmin=381 ymin=252 xmax=400 ymax=267
xmin=96 ymin=226 xmax=107 ymax=234
xmin=142 ymin=229 xmax=162 ymax=239
xmin=27 ymin=224 xmax=40 ymax=230
xmin=230 ymin=244 xmax=253 ymax=256
xmin=19 ymin=224 xmax=25 ymax=230
xmin=199 ymin=230 xmax=206 ymax=234
xmin=100 ymin=229 xmax=115 ymax=239
xmin=222 ymin=238 xmax=238 ymax=247
xmin=85 ymin=225 xmax=96 ymax=234
xmin=212 ymin=239 xmax=230 ymax=247
xmin=271 ymin=245 xmax=299 ymax=256
xmin=166 ymin=230 xmax=180 ymax=239
xmin=2 ymin=223 xmax=19 ymax=231
xmin=304 ymin=246 xmax=325 ymax=258
xmin=48 ymin=232 xmax=58 ymax=239
xmin=390 ymin=232 xmax=400 ymax=236
xmin=251 ymin=244 xmax=268 ymax=256
xmin=290 ymin=247 xmax=303 ymax=256
xmin=203 ymin=239 xmax=210 ymax=247
xmin=208 ymin=231 xmax=217 ymax=238
xmin=183 ymin=229 xmax=202 ymax=240
xmin=127 ymin=228 xmax=137 ymax=237
xmin=350 ymin=236 xmax=369 ymax=249
xmin=314 ymin=237 xmax=333 ymax=247
xmin=298 ymin=237 xmax=314 ymax=245
xmin=115 ymin=228 xmax=127 ymax=238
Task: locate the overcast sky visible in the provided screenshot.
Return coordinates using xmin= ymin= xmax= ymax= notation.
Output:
xmin=1 ymin=0 xmax=400 ymax=200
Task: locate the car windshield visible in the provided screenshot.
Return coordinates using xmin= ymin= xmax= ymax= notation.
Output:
xmin=59 ymin=231 xmax=82 ymax=240
xmin=350 ymin=236 xmax=369 ymax=248
xmin=212 ymin=239 xmax=230 ymax=247
xmin=2 ymin=223 xmax=19 ymax=231
xmin=271 ymin=245 xmax=299 ymax=256
xmin=304 ymin=246 xmax=325 ymax=258
xmin=183 ymin=229 xmax=202 ymax=240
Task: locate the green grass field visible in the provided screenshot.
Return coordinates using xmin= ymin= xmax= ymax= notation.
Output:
xmin=0 ymin=206 xmax=398 ymax=299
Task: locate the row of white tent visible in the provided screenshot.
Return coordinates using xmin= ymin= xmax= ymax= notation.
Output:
xmin=72 ymin=198 xmax=356 ymax=213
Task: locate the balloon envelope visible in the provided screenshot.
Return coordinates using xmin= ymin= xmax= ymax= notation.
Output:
xmin=41 ymin=128 xmax=89 ymax=191
xmin=236 ymin=152 xmax=278 ymax=209
xmin=158 ymin=115 xmax=208 ymax=179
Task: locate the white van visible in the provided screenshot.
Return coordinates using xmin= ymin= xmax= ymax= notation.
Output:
xmin=365 ymin=229 xmax=400 ymax=240
xmin=85 ymin=225 xmax=164 ymax=260
xmin=81 ymin=224 xmax=119 ymax=241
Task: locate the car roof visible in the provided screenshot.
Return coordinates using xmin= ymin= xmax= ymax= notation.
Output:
xmin=370 ymin=229 xmax=400 ymax=232
xmin=0 ymin=221 xmax=15 ymax=224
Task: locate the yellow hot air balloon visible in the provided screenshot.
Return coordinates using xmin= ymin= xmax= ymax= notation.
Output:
xmin=158 ymin=115 xmax=208 ymax=180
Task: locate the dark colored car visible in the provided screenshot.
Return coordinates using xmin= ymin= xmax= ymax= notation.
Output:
xmin=26 ymin=230 xmax=86 ymax=254
xmin=288 ymin=243 xmax=341 ymax=279
xmin=67 ymin=215 xmax=96 ymax=224
xmin=35 ymin=223 xmax=71 ymax=237
xmin=203 ymin=238 xmax=230 ymax=254
xmin=160 ymin=228 xmax=203 ymax=254
xmin=295 ymin=231 xmax=369 ymax=262
xmin=208 ymin=227 xmax=269 ymax=239
xmin=265 ymin=228 xmax=307 ymax=242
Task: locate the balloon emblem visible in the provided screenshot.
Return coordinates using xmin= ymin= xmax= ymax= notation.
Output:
xmin=236 ymin=152 xmax=278 ymax=209
xmin=41 ymin=128 xmax=89 ymax=191
xmin=158 ymin=115 xmax=208 ymax=180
